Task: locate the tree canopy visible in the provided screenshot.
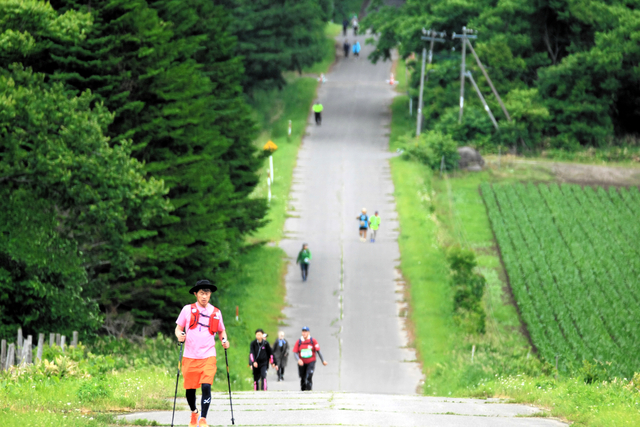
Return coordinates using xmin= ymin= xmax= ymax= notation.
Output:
xmin=0 ymin=0 xmax=341 ymax=339
xmin=363 ymin=0 xmax=640 ymax=150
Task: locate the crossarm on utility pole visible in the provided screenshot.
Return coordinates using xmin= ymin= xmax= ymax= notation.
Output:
xmin=465 ymin=39 xmax=511 ymax=122
xmin=465 ymin=71 xmax=499 ymax=130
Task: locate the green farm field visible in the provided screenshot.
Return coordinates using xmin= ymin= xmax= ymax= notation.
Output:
xmin=482 ymin=183 xmax=640 ymax=377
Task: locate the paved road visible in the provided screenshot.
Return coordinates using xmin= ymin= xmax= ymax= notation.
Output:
xmin=119 ymin=392 xmax=566 ymax=426
xmin=270 ymin=31 xmax=419 ymax=394
xmin=120 ymin=33 xmax=567 ymax=427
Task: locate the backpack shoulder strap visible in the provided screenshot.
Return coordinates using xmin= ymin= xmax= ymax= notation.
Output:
xmin=189 ymin=303 xmax=199 ymax=329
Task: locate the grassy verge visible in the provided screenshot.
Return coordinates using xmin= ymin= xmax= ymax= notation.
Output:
xmin=389 ymin=65 xmax=640 ymax=424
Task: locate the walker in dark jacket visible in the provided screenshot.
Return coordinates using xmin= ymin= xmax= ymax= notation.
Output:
xmin=272 ymin=337 xmax=289 ymax=381
xmin=249 ymin=338 xmax=273 ymax=390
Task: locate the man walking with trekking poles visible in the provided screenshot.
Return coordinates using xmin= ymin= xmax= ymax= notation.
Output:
xmin=174 ymin=279 xmax=231 ymax=427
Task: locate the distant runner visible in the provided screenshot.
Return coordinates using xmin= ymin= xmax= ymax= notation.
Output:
xmin=312 ymin=101 xmax=323 ymax=125
xmin=369 ymin=211 xmax=381 ymax=242
xmin=248 ymin=329 xmax=275 ymax=391
xmin=357 ymin=208 xmax=369 ymax=242
xmin=273 ymin=331 xmax=289 ymax=381
xmin=352 ymin=41 xmax=361 ymax=58
xmin=343 ymin=39 xmax=350 ymax=58
xmin=175 ymin=280 xmax=229 ymax=427
xmin=342 ymin=18 xmax=349 ymax=36
xmin=352 ymin=17 xmax=359 ymax=35
xmin=296 ymin=243 xmax=312 ymax=281
xmin=293 ymin=326 xmax=327 ymax=391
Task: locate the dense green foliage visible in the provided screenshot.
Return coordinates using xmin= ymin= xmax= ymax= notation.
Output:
xmin=231 ymin=0 xmax=327 ymax=92
xmin=0 ymin=1 xmax=169 ymax=338
xmin=446 ymin=247 xmax=486 ymax=334
xmin=400 ymin=130 xmax=460 ymax=170
xmin=0 ymin=0 xmax=332 ymax=339
xmin=483 ymin=182 xmax=640 ymax=377
xmin=364 ymin=0 xmax=640 ymax=151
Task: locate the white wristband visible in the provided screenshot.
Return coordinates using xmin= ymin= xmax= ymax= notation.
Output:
xmin=221 ymin=338 xmax=227 ymax=343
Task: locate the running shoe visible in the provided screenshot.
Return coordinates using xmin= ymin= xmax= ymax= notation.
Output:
xmin=189 ymin=411 xmax=198 ymax=427
xmin=199 ymin=418 xmax=209 ymax=427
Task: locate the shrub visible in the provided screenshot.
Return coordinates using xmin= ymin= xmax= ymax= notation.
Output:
xmin=446 ymin=247 xmax=486 ymax=334
xmin=401 ymin=130 xmax=460 ymax=171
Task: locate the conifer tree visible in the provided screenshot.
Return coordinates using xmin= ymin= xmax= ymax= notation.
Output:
xmin=231 ymin=0 xmax=327 ymax=91
xmin=33 ymin=0 xmax=266 ymax=331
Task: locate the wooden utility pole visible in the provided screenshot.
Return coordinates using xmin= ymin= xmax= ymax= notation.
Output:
xmin=416 ymin=29 xmax=446 ymax=136
xmin=452 ymin=27 xmax=477 ymax=123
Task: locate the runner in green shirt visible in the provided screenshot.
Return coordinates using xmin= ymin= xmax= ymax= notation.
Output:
xmin=369 ymin=211 xmax=381 ymax=243
xmin=312 ymin=101 xmax=323 ymax=125
xmin=296 ymin=243 xmax=312 ymax=281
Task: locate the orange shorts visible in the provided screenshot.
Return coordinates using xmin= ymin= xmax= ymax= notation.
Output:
xmin=182 ymin=356 xmax=217 ymax=389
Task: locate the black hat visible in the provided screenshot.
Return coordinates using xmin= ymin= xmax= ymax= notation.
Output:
xmin=189 ymin=279 xmax=218 ymax=294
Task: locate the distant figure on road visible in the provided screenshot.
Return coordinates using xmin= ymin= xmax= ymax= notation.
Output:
xmin=369 ymin=211 xmax=381 ymax=242
xmin=352 ymin=41 xmax=361 ymax=58
xmin=293 ymin=326 xmax=327 ymax=391
xmin=357 ymin=208 xmax=369 ymax=242
xmin=312 ymin=101 xmax=323 ymax=125
xmin=296 ymin=243 xmax=312 ymax=281
xmin=352 ymin=17 xmax=359 ymax=35
xmin=248 ymin=329 xmax=275 ymax=391
xmin=343 ymin=39 xmax=350 ymax=58
xmin=273 ymin=331 xmax=289 ymax=381
xmin=342 ymin=18 xmax=349 ymax=36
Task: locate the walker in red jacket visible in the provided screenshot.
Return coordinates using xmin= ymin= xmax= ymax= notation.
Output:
xmin=292 ymin=326 xmax=328 ymax=391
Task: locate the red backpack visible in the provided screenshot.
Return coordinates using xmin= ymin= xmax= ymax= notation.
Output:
xmin=188 ymin=303 xmax=221 ymax=335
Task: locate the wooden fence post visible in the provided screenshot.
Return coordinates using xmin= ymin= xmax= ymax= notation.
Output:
xmin=6 ymin=343 xmax=15 ymax=370
xmin=71 ymin=331 xmax=78 ymax=348
xmin=16 ymin=327 xmax=23 ymax=364
xmin=26 ymin=335 xmax=33 ymax=364
xmin=60 ymin=335 xmax=66 ymax=353
xmin=36 ymin=334 xmax=44 ymax=362
xmin=49 ymin=333 xmax=55 ymax=347
xmin=1 ymin=340 xmax=6 ymax=371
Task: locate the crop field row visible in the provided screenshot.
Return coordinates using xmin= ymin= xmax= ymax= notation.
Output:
xmin=481 ymin=182 xmax=640 ymax=376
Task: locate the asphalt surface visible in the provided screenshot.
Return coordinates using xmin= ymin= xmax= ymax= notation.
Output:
xmin=119 ymin=32 xmax=567 ymax=427
xmin=270 ymin=31 xmax=419 ymax=395
xmin=119 ymin=392 xmax=566 ymax=426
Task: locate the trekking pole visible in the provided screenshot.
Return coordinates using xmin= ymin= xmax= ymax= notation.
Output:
xmin=170 ymin=341 xmax=184 ymax=427
xmin=223 ymin=347 xmax=236 ymax=425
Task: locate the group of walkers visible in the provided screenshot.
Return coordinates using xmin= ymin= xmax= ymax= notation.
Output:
xmin=295 ymin=209 xmax=381 ymax=282
xmin=174 ymin=280 xmax=329 ymax=426
xmin=342 ymin=39 xmax=361 ymax=58
xmin=357 ymin=208 xmax=381 ymax=243
xmin=342 ymin=16 xmax=359 ymax=36
xmin=248 ymin=326 xmax=327 ymax=392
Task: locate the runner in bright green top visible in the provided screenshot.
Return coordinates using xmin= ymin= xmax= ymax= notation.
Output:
xmin=312 ymin=101 xmax=323 ymax=125
xmin=296 ymin=243 xmax=312 ymax=281
xmin=369 ymin=211 xmax=381 ymax=243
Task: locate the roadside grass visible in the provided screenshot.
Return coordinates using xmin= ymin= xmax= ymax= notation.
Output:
xmin=389 ymin=69 xmax=640 ymax=424
xmin=0 ymin=23 xmax=338 ymax=427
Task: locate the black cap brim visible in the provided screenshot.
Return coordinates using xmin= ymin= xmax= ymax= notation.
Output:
xmin=189 ymin=280 xmax=218 ymax=294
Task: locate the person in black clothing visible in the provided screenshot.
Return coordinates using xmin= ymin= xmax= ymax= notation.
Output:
xmin=342 ymin=18 xmax=349 ymax=36
xmin=343 ymin=39 xmax=350 ymax=58
xmin=273 ymin=331 xmax=289 ymax=381
xmin=248 ymin=329 xmax=275 ymax=390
